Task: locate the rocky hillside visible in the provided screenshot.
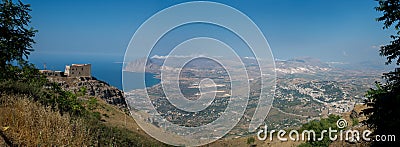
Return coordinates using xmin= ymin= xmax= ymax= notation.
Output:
xmin=46 ymin=76 xmax=127 ymax=109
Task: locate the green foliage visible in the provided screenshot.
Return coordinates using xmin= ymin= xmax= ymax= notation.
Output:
xmin=0 ymin=1 xmax=167 ymax=146
xmin=87 ymin=97 xmax=98 ymax=110
xmin=0 ymin=0 xmax=37 ymax=79
xmin=376 ymin=0 xmax=400 ymax=30
xmin=376 ymin=0 xmax=400 ymax=65
xmin=247 ymin=136 xmax=255 ymax=145
xmin=0 ymin=71 xmax=165 ymax=146
xmin=352 ymin=117 xmax=359 ymax=126
xmin=0 ymin=0 xmax=85 ymax=117
xmin=0 ymin=7 xmax=84 ymax=115
xmin=76 ymin=87 xmax=87 ymax=97
xmin=0 ymin=79 xmax=86 ymax=116
xmin=91 ymin=112 xmax=102 ymax=120
xmin=298 ymin=142 xmax=313 ymax=147
xmin=361 ymin=82 xmax=400 ymax=146
xmin=361 ymin=1 xmax=400 ymax=146
xmin=299 ymin=115 xmax=341 ymax=147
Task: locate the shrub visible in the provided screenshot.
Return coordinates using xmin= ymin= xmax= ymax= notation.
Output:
xmin=0 ymin=94 xmax=90 ymax=146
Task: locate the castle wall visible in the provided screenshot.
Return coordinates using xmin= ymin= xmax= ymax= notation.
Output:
xmin=64 ymin=64 xmax=91 ymax=77
xmin=39 ymin=70 xmax=64 ymax=77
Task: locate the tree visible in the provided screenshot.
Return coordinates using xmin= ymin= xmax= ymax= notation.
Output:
xmin=361 ymin=0 xmax=400 ymax=146
xmin=376 ymin=0 xmax=400 ymax=65
xmin=0 ymin=0 xmax=85 ymax=116
xmin=0 ymin=0 xmax=37 ymax=79
xmin=298 ymin=115 xmax=340 ymax=147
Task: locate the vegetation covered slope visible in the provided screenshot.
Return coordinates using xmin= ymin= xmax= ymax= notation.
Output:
xmin=0 ymin=0 xmax=167 ymax=146
xmin=0 ymin=94 xmax=90 ymax=146
xmin=0 ymin=80 xmax=167 ymax=146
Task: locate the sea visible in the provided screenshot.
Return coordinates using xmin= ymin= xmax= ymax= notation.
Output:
xmin=29 ymin=53 xmax=160 ymax=91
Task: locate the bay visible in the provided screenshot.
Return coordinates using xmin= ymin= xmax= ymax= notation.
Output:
xmin=29 ymin=53 xmax=160 ymax=91
xmin=122 ymin=72 xmax=161 ymax=92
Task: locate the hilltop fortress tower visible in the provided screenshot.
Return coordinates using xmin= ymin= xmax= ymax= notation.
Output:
xmin=64 ymin=64 xmax=91 ymax=77
xmin=39 ymin=64 xmax=91 ymax=77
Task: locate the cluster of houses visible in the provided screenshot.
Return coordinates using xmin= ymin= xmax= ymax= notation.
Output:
xmin=39 ymin=64 xmax=91 ymax=77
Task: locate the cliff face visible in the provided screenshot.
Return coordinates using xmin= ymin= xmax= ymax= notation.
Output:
xmin=46 ymin=76 xmax=127 ymax=109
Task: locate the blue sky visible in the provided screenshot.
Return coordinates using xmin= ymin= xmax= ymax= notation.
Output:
xmin=26 ymin=0 xmax=393 ymax=64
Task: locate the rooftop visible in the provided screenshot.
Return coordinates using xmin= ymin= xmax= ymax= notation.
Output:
xmin=70 ymin=64 xmax=90 ymax=66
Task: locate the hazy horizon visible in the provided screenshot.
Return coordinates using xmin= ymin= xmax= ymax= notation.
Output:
xmin=25 ymin=0 xmax=395 ymax=66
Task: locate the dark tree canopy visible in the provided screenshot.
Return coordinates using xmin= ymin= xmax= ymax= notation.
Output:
xmin=376 ymin=0 xmax=400 ymax=65
xmin=361 ymin=0 xmax=400 ymax=146
xmin=0 ymin=0 xmax=36 ymax=78
xmin=376 ymin=0 xmax=400 ymax=30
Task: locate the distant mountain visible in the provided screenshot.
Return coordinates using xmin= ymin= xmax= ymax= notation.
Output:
xmin=123 ymin=58 xmax=161 ymax=73
xmin=275 ymin=57 xmax=331 ymax=75
xmin=286 ymin=57 xmax=329 ymax=67
xmin=124 ymin=56 xmax=239 ymax=73
xmin=123 ymin=56 xmax=386 ymax=76
xmin=328 ymin=60 xmax=391 ymax=71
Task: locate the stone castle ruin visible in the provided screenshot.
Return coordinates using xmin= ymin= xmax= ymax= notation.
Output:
xmin=39 ymin=64 xmax=91 ymax=77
